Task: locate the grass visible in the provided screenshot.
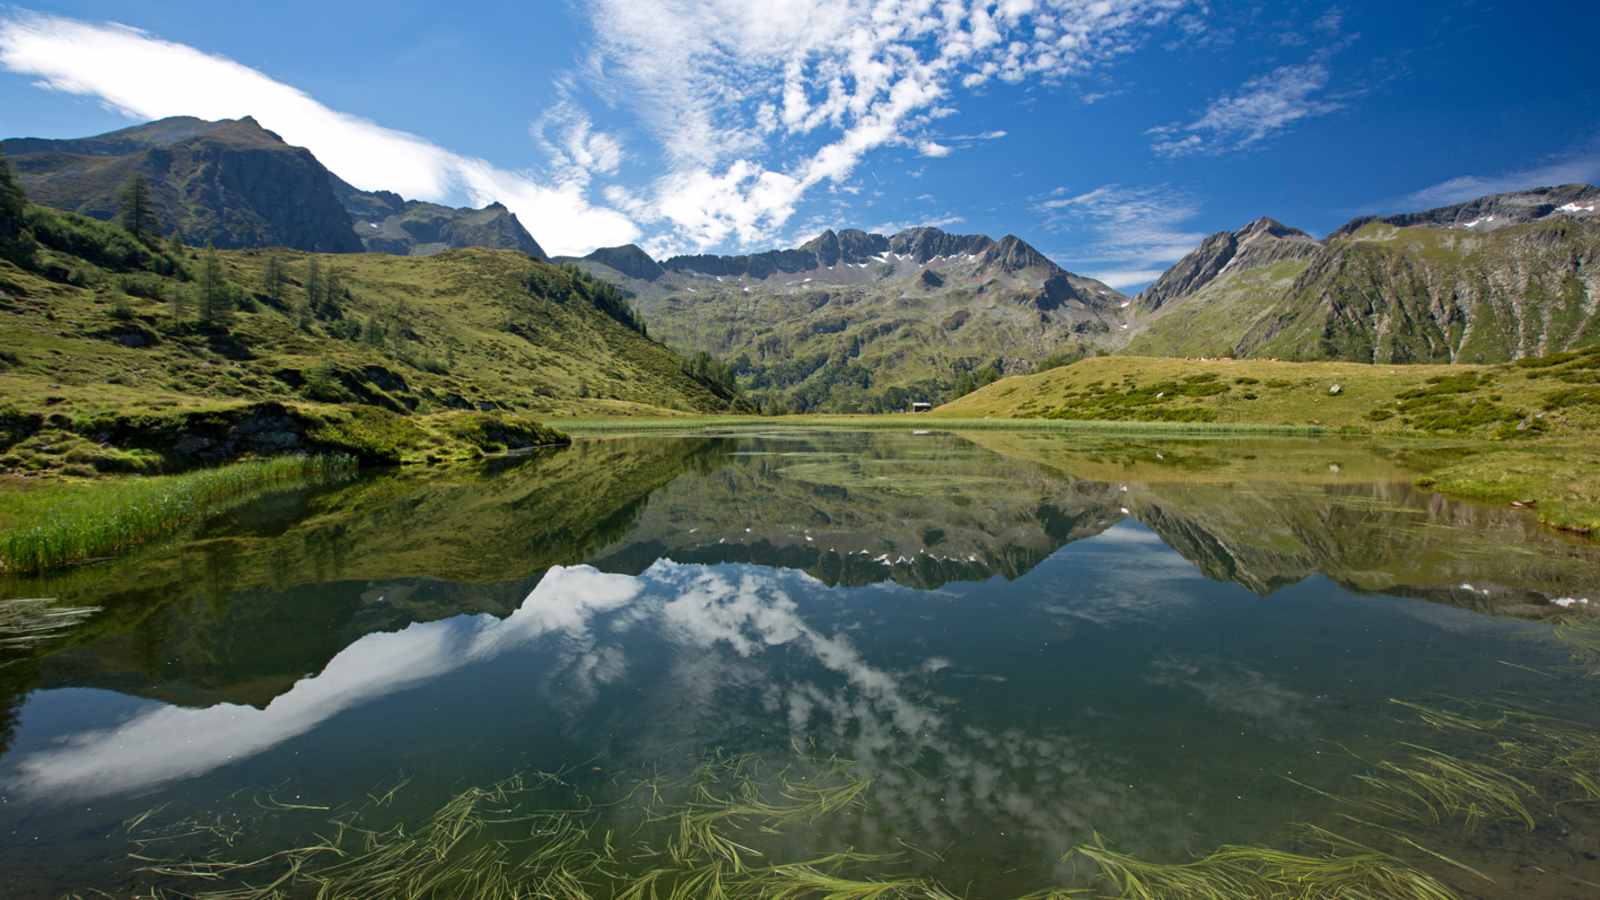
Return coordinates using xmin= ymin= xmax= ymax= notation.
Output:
xmin=0 ymin=453 xmax=355 ymax=574
xmin=935 ymin=353 xmax=1600 ymax=436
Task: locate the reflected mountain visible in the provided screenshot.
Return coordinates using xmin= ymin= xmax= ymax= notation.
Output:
xmin=4 ymin=429 xmax=1597 ymax=757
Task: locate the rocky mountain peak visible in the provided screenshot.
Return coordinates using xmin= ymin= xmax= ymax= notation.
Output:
xmin=983 ymin=234 xmax=1057 ymax=274
xmin=1136 ymin=216 xmax=1322 ymax=313
xmin=888 ymin=226 xmax=993 ymax=263
xmin=1331 ymin=184 xmax=1600 ymax=237
xmin=1239 ymin=217 xmax=1309 ymax=240
xmin=583 ymin=244 xmax=664 ymax=281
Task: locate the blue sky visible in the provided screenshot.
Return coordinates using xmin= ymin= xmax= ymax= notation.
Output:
xmin=1 ymin=1 xmax=1595 ymax=289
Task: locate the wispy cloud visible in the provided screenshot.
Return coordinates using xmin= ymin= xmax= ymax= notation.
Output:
xmin=1035 ymin=183 xmax=1206 ymax=290
xmin=582 ymin=0 xmax=1194 ymax=253
xmin=1148 ymin=16 xmax=1357 ymax=159
xmin=0 ymin=11 xmax=638 ymax=256
xmin=1391 ymin=142 xmax=1600 ymax=210
xmin=1148 ymin=59 xmax=1345 ymax=157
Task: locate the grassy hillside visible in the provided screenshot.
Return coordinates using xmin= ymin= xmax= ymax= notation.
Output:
xmin=938 ymin=351 xmax=1600 ymax=535
xmin=938 ymin=353 xmax=1600 ymax=434
xmin=1124 ymin=216 xmax=1600 ymax=363
xmin=0 ymin=202 xmax=733 ymax=475
xmin=1123 ymin=259 xmax=1311 ymax=357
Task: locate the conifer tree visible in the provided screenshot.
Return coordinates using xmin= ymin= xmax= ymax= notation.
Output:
xmin=305 ymin=256 xmax=323 ymax=313
xmin=199 ymin=244 xmax=231 ymax=327
xmin=261 ymin=253 xmax=286 ymax=306
xmin=117 ymin=173 xmax=160 ymax=243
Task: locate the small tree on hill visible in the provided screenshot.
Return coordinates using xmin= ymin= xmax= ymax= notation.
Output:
xmin=321 ymin=265 xmax=344 ymax=317
xmin=305 ymin=256 xmax=323 ymax=313
xmin=0 ymin=152 xmax=35 ymax=264
xmin=261 ymin=253 xmax=287 ymax=306
xmin=198 ymin=244 xmax=232 ymax=328
xmin=118 ymin=173 xmax=160 ymax=243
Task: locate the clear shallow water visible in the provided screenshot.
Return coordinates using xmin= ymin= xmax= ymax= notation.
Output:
xmin=2 ymin=430 xmax=1599 ymax=897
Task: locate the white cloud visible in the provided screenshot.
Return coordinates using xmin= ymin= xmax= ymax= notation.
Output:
xmin=1394 ymin=143 xmax=1600 ymax=209
xmin=1148 ymin=59 xmax=1345 ymax=157
xmin=583 ymin=0 xmax=1193 ymax=250
xmin=918 ymin=140 xmax=953 ymax=158
xmin=0 ymin=12 xmax=638 ymax=256
xmin=1085 ymin=268 xmax=1169 ymax=289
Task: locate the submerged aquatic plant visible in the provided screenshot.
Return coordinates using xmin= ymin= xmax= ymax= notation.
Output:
xmin=0 ymin=596 xmax=100 ymax=651
xmin=1069 ymin=829 xmax=1457 ymax=900
xmin=0 ymin=453 xmax=357 ymax=575
xmin=126 ymin=752 xmax=954 ymax=900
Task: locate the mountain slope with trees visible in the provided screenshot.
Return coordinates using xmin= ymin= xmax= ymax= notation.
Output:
xmin=0 ymin=153 xmax=735 ymax=475
xmin=1122 ymin=186 xmax=1600 ymax=363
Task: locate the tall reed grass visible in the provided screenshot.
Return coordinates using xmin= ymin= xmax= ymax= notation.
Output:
xmin=0 ymin=454 xmax=356 ymax=575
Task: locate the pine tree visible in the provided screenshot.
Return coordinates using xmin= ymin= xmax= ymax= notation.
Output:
xmin=0 ymin=152 xmax=34 ymax=264
xmin=198 ymin=244 xmax=231 ymax=328
xmin=117 ymin=174 xmax=160 ymax=243
xmin=322 ymin=265 xmax=342 ymax=316
xmin=305 ymin=257 xmax=323 ymax=314
xmin=261 ymin=253 xmax=286 ymax=306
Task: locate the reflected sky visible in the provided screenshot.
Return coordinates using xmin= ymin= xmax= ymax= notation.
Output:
xmin=0 ymin=431 xmax=1594 ymax=895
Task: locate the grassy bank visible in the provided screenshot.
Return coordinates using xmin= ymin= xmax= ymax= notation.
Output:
xmin=0 ymin=454 xmax=356 ymax=574
xmin=937 ymin=352 xmax=1600 ymax=437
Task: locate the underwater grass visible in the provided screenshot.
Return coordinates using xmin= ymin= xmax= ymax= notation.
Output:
xmin=113 ymin=686 xmax=1600 ymax=900
xmin=126 ymin=750 xmax=956 ymax=900
xmin=1069 ymin=828 xmax=1457 ymax=900
xmin=0 ymin=596 xmax=100 ymax=651
xmin=0 ymin=453 xmax=357 ymax=575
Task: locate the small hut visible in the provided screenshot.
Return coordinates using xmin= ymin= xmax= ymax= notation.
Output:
xmin=909 ymin=401 xmax=932 ymax=413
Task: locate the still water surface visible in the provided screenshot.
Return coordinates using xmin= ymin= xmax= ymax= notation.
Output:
xmin=2 ymin=430 xmax=1598 ymax=897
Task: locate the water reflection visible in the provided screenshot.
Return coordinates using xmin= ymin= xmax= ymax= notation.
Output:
xmin=1 ymin=429 xmax=1597 ymax=893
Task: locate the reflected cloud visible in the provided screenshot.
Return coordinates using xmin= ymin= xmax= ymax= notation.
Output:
xmin=5 ymin=567 xmax=643 ymax=800
xmin=5 ymin=560 xmax=1174 ymax=855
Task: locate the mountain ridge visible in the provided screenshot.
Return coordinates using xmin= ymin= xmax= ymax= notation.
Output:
xmin=1 ymin=116 xmax=547 ymax=258
xmin=562 ymin=225 xmax=1129 ymax=411
xmin=1125 ymin=185 xmax=1600 ymax=362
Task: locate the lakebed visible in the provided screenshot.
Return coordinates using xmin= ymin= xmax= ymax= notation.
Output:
xmin=1 ymin=428 xmax=1599 ymax=898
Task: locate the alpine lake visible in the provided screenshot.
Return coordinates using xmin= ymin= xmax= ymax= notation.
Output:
xmin=3 ymin=428 xmax=1600 ymax=899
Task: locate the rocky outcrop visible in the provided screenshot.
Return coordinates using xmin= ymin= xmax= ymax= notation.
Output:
xmin=1332 ymin=184 xmax=1600 ymax=237
xmin=3 ymin=116 xmax=362 ymax=252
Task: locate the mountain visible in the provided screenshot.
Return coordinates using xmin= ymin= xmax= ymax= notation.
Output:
xmin=0 ymin=198 xmax=735 ymax=475
xmin=2 ymin=116 xmax=548 ymax=259
xmin=565 ymin=244 xmax=663 ymax=281
xmin=1123 ymin=186 xmax=1600 ymax=362
xmin=331 ymin=176 xmax=547 ymax=259
xmin=567 ymin=227 xmax=1129 ymax=411
xmin=1331 ymin=184 xmax=1600 ymax=236
xmin=1134 ymin=217 xmax=1321 ymax=314
xmin=1 ymin=116 xmax=362 ymax=252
